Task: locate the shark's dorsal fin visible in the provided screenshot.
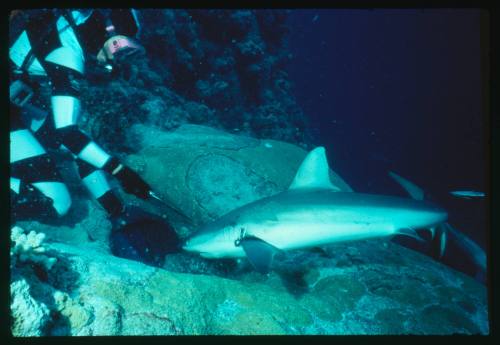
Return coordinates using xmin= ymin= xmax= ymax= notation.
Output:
xmin=388 ymin=171 xmax=424 ymax=201
xmin=289 ymin=147 xmax=340 ymax=191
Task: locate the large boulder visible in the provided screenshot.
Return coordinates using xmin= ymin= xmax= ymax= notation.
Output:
xmin=123 ymin=124 xmax=351 ymax=233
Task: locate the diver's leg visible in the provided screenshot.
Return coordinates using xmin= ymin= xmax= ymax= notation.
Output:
xmin=75 ymin=157 xmax=180 ymax=265
xmin=75 ymin=158 xmax=153 ymax=261
xmin=75 ymin=158 xmax=124 ymax=217
xmin=10 ymin=104 xmax=72 ymax=220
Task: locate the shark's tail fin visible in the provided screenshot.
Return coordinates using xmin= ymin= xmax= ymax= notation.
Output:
xmin=389 ymin=171 xmax=487 ymax=283
xmin=389 ymin=171 xmax=447 ymax=257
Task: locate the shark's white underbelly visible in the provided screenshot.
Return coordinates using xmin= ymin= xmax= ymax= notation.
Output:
xmin=248 ymin=220 xmax=395 ymax=251
xmin=205 ymin=207 xmax=399 ymax=258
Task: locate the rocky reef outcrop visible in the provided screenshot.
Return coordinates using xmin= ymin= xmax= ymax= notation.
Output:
xmin=12 ymin=126 xmax=489 ymax=336
xmin=10 ymin=236 xmax=490 ymax=335
xmin=77 ymin=9 xmax=311 ymax=155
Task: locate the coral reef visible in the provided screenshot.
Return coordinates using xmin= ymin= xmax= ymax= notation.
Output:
xmin=10 ymin=226 xmax=58 ymax=336
xmin=10 ymin=231 xmax=489 ymax=336
xmin=77 ymin=10 xmax=311 ymax=156
xmin=11 ymin=226 xmax=57 ymax=271
xmin=10 ymin=279 xmax=51 ymax=337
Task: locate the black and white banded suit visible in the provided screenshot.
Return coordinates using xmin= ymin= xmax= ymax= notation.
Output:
xmin=9 ymin=9 xmax=152 ymax=221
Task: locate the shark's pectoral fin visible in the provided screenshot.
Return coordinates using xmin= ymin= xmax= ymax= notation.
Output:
xmin=396 ymin=227 xmax=426 ymax=243
xmin=239 ymin=236 xmax=280 ymax=274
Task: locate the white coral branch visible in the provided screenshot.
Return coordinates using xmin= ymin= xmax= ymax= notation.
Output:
xmin=11 ymin=226 xmax=57 ymax=271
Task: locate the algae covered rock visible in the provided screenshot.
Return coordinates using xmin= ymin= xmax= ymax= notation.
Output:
xmin=10 ymin=279 xmax=51 ymax=336
xmin=11 ymin=236 xmax=485 ymax=336
xmin=11 ymin=215 xmax=490 ymax=336
xmin=124 ymin=124 xmax=352 ymax=231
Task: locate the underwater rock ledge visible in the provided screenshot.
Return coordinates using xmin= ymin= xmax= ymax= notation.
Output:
xmin=10 ymin=234 xmax=488 ymax=336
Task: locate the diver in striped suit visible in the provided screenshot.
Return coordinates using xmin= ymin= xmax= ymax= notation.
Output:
xmin=9 ymin=9 xmax=179 ymax=266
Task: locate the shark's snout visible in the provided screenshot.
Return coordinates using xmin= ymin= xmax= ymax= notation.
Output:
xmin=181 ymin=235 xmax=212 ymax=253
xmin=182 ymin=239 xmax=194 ymax=252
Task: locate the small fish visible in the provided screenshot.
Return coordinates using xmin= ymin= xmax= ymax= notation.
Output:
xmin=450 ymin=190 xmax=486 ymax=199
xmin=312 ymin=14 xmax=319 ymax=22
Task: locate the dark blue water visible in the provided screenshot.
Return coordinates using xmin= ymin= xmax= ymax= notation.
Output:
xmin=287 ymin=10 xmax=487 ymax=256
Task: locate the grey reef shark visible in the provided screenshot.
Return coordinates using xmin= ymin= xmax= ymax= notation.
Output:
xmin=183 ymin=147 xmax=486 ymax=279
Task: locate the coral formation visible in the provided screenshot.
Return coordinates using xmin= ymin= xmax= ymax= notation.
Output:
xmin=10 ymin=279 xmax=51 ymax=336
xmin=11 ymin=226 xmax=57 ymax=271
xmin=77 ymin=10 xmax=311 ymax=155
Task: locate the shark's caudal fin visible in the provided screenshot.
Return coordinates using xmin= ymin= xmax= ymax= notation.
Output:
xmin=442 ymin=222 xmax=486 ymax=275
xmin=289 ymin=147 xmax=341 ymax=191
xmin=389 ymin=171 xmax=437 ymax=237
xmin=388 ymin=171 xmax=448 ymax=258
